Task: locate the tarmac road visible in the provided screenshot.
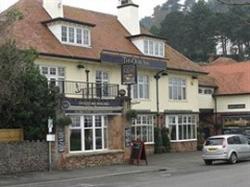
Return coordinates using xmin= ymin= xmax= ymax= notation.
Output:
xmin=1 ymin=152 xmax=250 ymax=187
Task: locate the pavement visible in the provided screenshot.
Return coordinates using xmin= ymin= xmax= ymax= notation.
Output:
xmin=1 ymin=151 xmax=249 ymax=187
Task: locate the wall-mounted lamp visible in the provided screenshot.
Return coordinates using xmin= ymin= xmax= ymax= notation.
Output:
xmin=77 ymin=64 xmax=85 ymax=69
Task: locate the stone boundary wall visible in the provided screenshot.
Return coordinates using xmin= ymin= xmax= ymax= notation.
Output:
xmin=0 ymin=141 xmax=49 ymax=175
xmin=58 ymin=151 xmax=124 ymax=170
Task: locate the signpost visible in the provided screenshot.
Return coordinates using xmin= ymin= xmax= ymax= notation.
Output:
xmin=46 ymin=118 xmax=55 ymax=171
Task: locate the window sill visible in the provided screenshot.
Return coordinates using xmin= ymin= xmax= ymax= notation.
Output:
xmin=168 ymin=99 xmax=188 ymax=103
xmin=170 ymin=139 xmax=197 ymax=143
xmin=132 ymin=99 xmax=151 ymax=103
xmin=144 ymin=142 xmax=155 ymax=145
xmin=61 ymin=41 xmax=92 ymax=48
xmin=67 ymin=149 xmax=124 ymax=157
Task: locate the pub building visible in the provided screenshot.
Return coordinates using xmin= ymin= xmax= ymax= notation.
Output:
xmin=1 ymin=0 xmax=210 ymax=169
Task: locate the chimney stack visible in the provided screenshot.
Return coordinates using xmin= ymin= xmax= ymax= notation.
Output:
xmin=43 ymin=0 xmax=63 ymax=18
xmin=117 ymin=0 xmax=140 ymax=35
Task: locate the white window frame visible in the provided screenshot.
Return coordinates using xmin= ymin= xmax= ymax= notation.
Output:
xmin=133 ymin=75 xmax=149 ymax=100
xmin=143 ymin=39 xmax=165 ymax=57
xmin=199 ymin=87 xmax=214 ymax=95
xmin=166 ymin=115 xmax=197 ymax=142
xmin=96 ymin=71 xmax=110 ymax=98
xmin=69 ymin=115 xmax=108 ymax=153
xmin=131 ymin=115 xmax=154 ymax=144
xmin=39 ymin=66 xmax=65 ymax=92
xmin=169 ymin=78 xmax=186 ymax=101
xmin=61 ymin=25 xmax=91 ymax=47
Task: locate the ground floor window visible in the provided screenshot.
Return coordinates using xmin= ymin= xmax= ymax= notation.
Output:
xmin=131 ymin=115 xmax=154 ymax=143
xmin=166 ymin=115 xmax=197 ymax=142
xmin=69 ymin=115 xmax=108 ymax=152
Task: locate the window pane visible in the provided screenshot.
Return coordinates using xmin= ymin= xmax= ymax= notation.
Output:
xmin=84 ymin=116 xmax=92 ymax=128
xmin=159 ymin=43 xmax=164 ymax=56
xmin=95 ymin=116 xmax=102 ymax=127
xmin=69 ymin=27 xmax=75 ymax=43
xmin=179 ymin=125 xmax=183 ymax=140
xmin=84 ymin=129 xmax=93 ymax=150
xmin=41 ymin=67 xmax=48 ymax=75
xmin=61 ymin=26 xmax=67 ymax=42
xmin=155 ymin=42 xmax=159 ymax=56
xmin=83 ymin=29 xmax=90 ymax=45
xmin=149 ymin=40 xmax=153 ymax=55
xmin=70 ymin=116 xmax=81 ymax=128
xmin=70 ymin=129 xmax=81 ymax=151
xmin=170 ymin=125 xmax=176 ymax=140
xmin=50 ymin=67 xmax=56 ymax=75
xmin=142 ymin=126 xmax=147 ymax=142
xmin=95 ymin=129 xmax=102 ymax=149
xmin=58 ymin=67 xmax=65 ymax=77
xmin=144 ymin=40 xmax=149 ymax=54
xmin=76 ymin=28 xmax=82 ymax=44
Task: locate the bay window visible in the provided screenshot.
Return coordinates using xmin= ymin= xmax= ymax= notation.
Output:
xmin=69 ymin=115 xmax=108 ymax=152
xmin=167 ymin=115 xmax=197 ymax=142
xmin=131 ymin=115 xmax=154 ymax=143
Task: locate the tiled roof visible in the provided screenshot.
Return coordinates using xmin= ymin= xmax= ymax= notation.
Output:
xmin=0 ymin=0 xmax=205 ymax=74
xmin=202 ymin=58 xmax=250 ymax=95
xmin=198 ymin=75 xmax=217 ymax=88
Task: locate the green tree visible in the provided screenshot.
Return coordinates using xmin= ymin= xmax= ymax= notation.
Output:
xmin=159 ymin=11 xmax=189 ymax=54
xmin=0 ymin=41 xmax=58 ymax=140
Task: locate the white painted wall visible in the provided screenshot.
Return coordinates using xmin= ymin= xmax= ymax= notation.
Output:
xmin=43 ymin=0 xmax=63 ymax=18
xmin=36 ymin=58 xmax=200 ymax=113
xmin=117 ymin=4 xmax=140 ymax=35
xmin=198 ymin=94 xmax=215 ymax=109
xmin=216 ymin=95 xmax=250 ymax=113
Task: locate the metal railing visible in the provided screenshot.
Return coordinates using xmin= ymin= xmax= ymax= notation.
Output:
xmin=49 ymin=80 xmax=119 ymax=99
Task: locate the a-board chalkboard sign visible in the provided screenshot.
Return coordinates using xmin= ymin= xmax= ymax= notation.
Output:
xmin=130 ymin=140 xmax=148 ymax=165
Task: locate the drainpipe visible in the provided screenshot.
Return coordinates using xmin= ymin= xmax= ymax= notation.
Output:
xmin=85 ymin=70 xmax=90 ymax=99
xmin=154 ymin=70 xmax=167 ymax=152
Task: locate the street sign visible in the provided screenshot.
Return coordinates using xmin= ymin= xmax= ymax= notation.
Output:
xmin=46 ymin=134 xmax=55 ymax=142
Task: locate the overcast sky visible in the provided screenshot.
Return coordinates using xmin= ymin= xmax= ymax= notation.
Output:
xmin=0 ymin=0 xmax=167 ymax=18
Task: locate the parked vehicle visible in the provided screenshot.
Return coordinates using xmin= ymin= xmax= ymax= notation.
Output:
xmin=202 ymin=134 xmax=250 ymax=165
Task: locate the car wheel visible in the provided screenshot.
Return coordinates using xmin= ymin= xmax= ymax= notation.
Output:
xmin=204 ymin=160 xmax=213 ymax=165
xmin=229 ymin=153 xmax=238 ymax=164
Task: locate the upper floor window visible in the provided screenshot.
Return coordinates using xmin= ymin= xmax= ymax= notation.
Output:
xmin=199 ymin=87 xmax=214 ymax=95
xmin=61 ymin=25 xmax=91 ymax=47
xmin=40 ymin=66 xmax=65 ymax=93
xmin=144 ymin=39 xmax=165 ymax=57
xmin=169 ymin=78 xmax=186 ymax=100
xmin=96 ymin=71 xmax=109 ymax=97
xmin=133 ymin=75 xmax=149 ymax=100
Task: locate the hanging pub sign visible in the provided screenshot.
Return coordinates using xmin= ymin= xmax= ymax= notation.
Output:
xmin=121 ymin=63 xmax=137 ymax=85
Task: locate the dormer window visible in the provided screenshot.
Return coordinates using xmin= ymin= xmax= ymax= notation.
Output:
xmin=127 ymin=34 xmax=166 ymax=58
xmin=144 ymin=39 xmax=165 ymax=57
xmin=60 ymin=25 xmax=91 ymax=47
xmin=42 ymin=17 xmax=95 ymax=48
